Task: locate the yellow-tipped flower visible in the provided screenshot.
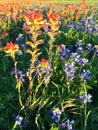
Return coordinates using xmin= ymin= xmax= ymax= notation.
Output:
xmin=2 ymin=42 xmax=19 ymax=59
xmin=24 ymin=11 xmax=44 ymax=30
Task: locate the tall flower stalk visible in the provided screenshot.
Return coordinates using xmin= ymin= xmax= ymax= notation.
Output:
xmin=47 ymin=11 xmax=60 ymax=63
xmin=79 ymin=84 xmax=92 ymax=130
xmin=2 ymin=42 xmax=24 ymax=107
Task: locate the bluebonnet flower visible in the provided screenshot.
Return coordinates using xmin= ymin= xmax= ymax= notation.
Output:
xmin=91 ymin=24 xmax=96 ymax=32
xmin=11 ymin=68 xmax=26 ymax=82
xmin=63 ymin=62 xmax=77 ymax=82
xmin=86 ymin=28 xmax=92 ymax=34
xmin=65 ymin=48 xmax=71 ymax=56
xmin=96 ymin=50 xmax=98 ymax=56
xmin=14 ymin=115 xmax=27 ymax=128
xmin=17 ymin=71 xmax=26 ymax=82
xmin=67 ymin=16 xmax=98 ymax=36
xmin=70 ymin=52 xmax=79 ymax=59
xmin=79 ymin=94 xmax=92 ymax=104
xmin=20 ymin=44 xmax=26 ymax=51
xmin=85 ymin=44 xmax=93 ymax=52
xmin=81 ymin=17 xmax=86 ymax=26
xmin=14 ymin=115 xmax=23 ymax=128
xmin=60 ymin=45 xmax=71 ymax=60
xmin=80 ymin=69 xmax=91 ymax=82
xmin=67 ymin=22 xmax=79 ymax=30
xmin=50 ymin=107 xmax=62 ymax=123
xmin=75 ymin=57 xmax=88 ymax=66
xmin=15 ymin=34 xmax=24 ymax=44
xmin=76 ymin=47 xmax=84 ymax=55
xmin=60 ymin=119 xmax=75 ymax=130
xmin=67 ymin=45 xmax=74 ymax=52
xmin=60 ymin=45 xmax=66 ymax=60
xmin=87 ymin=16 xmax=94 ymax=23
xmin=34 ymin=58 xmax=39 ymax=67
xmin=67 ymin=22 xmax=83 ymax=31
xmin=75 ymin=40 xmax=83 ymax=47
xmin=95 ymin=46 xmax=98 ymax=56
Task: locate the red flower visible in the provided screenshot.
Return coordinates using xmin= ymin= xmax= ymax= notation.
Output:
xmin=48 ymin=12 xmax=59 ymax=21
xmin=57 ymin=45 xmax=61 ymax=50
xmin=41 ymin=58 xmax=49 ymax=69
xmin=25 ymin=11 xmax=44 ymax=30
xmin=41 ymin=58 xmax=47 ymax=64
xmin=2 ymin=31 xmax=8 ymax=37
xmin=48 ymin=12 xmax=60 ymax=31
xmin=23 ymin=25 xmax=31 ymax=34
xmin=2 ymin=42 xmax=19 ymax=55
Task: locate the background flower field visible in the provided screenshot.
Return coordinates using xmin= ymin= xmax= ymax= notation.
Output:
xmin=0 ymin=0 xmax=98 ymax=130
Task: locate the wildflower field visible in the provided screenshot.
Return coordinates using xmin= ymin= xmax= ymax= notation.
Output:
xmin=0 ymin=0 xmax=98 ymax=130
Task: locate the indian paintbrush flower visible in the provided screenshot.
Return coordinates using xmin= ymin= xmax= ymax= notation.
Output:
xmin=47 ymin=11 xmax=60 ymax=32
xmin=24 ymin=11 xmax=44 ymax=31
xmin=2 ymin=42 xmax=19 ymax=59
xmin=37 ymin=58 xmax=51 ymax=85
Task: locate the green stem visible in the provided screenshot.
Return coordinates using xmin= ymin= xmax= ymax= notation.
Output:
xmin=48 ymin=34 xmax=54 ymax=63
xmin=83 ymin=83 xmax=87 ymax=130
xmin=14 ymin=59 xmax=18 ymax=83
xmin=27 ymin=66 xmax=33 ymax=106
xmin=12 ymin=122 xmax=17 ymax=130
xmin=84 ymin=103 xmax=87 ymax=130
xmin=17 ymin=81 xmax=24 ymax=107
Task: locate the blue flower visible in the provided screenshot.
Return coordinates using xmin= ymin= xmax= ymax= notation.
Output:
xmin=67 ymin=45 xmax=74 ymax=52
xmin=11 ymin=68 xmax=26 ymax=82
xmin=79 ymin=94 xmax=92 ymax=104
xmin=50 ymin=107 xmax=62 ymax=123
xmin=17 ymin=71 xmax=26 ymax=82
xmin=75 ymin=57 xmax=88 ymax=66
xmin=34 ymin=58 xmax=39 ymax=67
xmin=37 ymin=59 xmax=51 ymax=85
xmin=63 ymin=62 xmax=77 ymax=82
xmin=76 ymin=47 xmax=83 ymax=55
xmin=60 ymin=45 xmax=71 ymax=60
xmin=96 ymin=50 xmax=98 ymax=56
xmin=14 ymin=115 xmax=23 ymax=128
xmin=81 ymin=17 xmax=86 ymax=26
xmin=80 ymin=69 xmax=91 ymax=82
xmin=60 ymin=119 xmax=75 ymax=130
xmin=85 ymin=44 xmax=93 ymax=52
xmin=14 ymin=115 xmax=27 ymax=128
xmin=15 ymin=34 xmax=24 ymax=44
xmin=75 ymin=40 xmax=83 ymax=47
xmin=70 ymin=52 xmax=79 ymax=59
xmin=20 ymin=44 xmax=26 ymax=50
